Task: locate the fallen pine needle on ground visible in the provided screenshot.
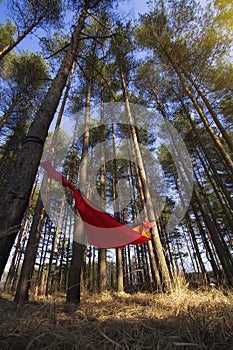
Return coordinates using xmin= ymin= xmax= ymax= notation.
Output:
xmin=0 ymin=288 xmax=232 ymax=350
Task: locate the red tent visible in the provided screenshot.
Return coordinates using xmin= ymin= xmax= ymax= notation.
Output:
xmin=41 ymin=161 xmax=151 ymax=248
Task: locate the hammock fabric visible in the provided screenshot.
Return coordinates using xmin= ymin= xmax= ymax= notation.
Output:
xmin=41 ymin=161 xmax=151 ymax=248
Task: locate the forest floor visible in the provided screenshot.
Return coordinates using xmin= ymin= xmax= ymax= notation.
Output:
xmin=0 ymin=285 xmax=232 ymax=350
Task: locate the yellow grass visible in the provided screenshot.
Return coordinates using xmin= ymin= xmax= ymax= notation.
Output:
xmin=0 ymin=287 xmax=232 ymax=349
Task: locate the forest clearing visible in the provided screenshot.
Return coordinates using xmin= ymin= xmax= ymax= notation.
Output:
xmin=0 ymin=284 xmax=233 ymax=350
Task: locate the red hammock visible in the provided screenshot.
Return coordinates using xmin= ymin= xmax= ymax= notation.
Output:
xmin=41 ymin=161 xmax=151 ymax=248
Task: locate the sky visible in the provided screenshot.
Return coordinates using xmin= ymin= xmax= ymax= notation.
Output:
xmin=0 ymin=0 xmax=151 ymax=53
xmin=0 ymin=0 xmax=208 ymax=54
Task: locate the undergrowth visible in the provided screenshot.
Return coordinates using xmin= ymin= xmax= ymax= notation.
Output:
xmin=0 ymin=287 xmax=232 ymax=349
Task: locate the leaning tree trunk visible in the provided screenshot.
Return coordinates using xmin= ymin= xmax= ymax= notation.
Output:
xmin=14 ymin=60 xmax=76 ymax=302
xmin=178 ymin=97 xmax=233 ymax=211
xmin=0 ymin=13 xmax=46 ymax=61
xmin=0 ymin=1 xmax=91 ymax=279
xmin=180 ymin=66 xmax=233 ymax=153
xmin=179 ymin=76 xmax=233 ymax=174
xmin=156 ymin=38 xmax=233 ymax=174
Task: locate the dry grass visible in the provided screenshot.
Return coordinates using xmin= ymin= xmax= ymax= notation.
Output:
xmin=0 ymin=287 xmax=232 ymax=350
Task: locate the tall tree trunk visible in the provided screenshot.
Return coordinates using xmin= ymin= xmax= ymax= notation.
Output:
xmin=66 ymin=72 xmax=92 ymax=304
xmin=178 ymin=98 xmax=233 ymax=211
xmin=11 ymin=62 xmax=76 ymax=300
xmin=98 ymin=88 xmax=107 ymax=293
xmin=129 ymin=144 xmax=162 ymax=290
xmin=0 ymin=4 xmax=90 ymax=277
xmin=155 ymin=39 xmax=233 ymax=174
xmin=111 ymin=119 xmax=124 ymax=292
xmin=180 ymin=77 xmax=233 ymax=174
xmin=180 ymin=67 xmax=233 ymax=152
xmin=120 ymin=68 xmax=171 ymax=292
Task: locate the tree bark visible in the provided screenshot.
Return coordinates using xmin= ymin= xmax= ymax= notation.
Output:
xmin=98 ymin=90 xmax=107 ymax=293
xmin=66 ymin=67 xmax=92 ymax=304
xmin=14 ymin=204 xmax=45 ymax=303
xmin=116 ymin=248 xmax=124 ymax=292
xmin=67 ymin=239 xmax=85 ymax=304
xmin=0 ymin=2 xmax=90 ymax=277
xmin=120 ymin=68 xmax=171 ymax=292
xmin=180 ymin=67 xmax=233 ymax=153
xmin=153 ymin=37 xmax=233 ymax=174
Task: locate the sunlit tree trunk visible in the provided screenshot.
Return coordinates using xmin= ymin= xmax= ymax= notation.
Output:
xmin=180 ymin=67 xmax=233 ymax=153
xmin=111 ymin=120 xmax=124 ymax=292
xmin=98 ymin=86 xmax=107 ymax=293
xmin=178 ymin=99 xmax=233 ymax=212
xmin=133 ymin=154 xmax=162 ymax=291
xmin=120 ymin=67 xmax=171 ymax=292
xmin=163 ymin=53 xmax=233 ymax=174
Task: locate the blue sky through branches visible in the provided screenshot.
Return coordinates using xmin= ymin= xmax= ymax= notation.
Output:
xmin=0 ymin=0 xmax=207 ymax=53
xmin=0 ymin=0 xmax=151 ymax=53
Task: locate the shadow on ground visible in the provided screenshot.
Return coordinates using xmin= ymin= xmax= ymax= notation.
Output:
xmin=0 ymin=291 xmax=232 ymax=350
